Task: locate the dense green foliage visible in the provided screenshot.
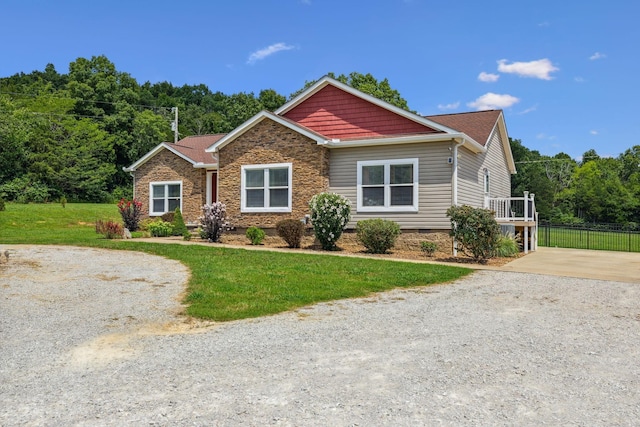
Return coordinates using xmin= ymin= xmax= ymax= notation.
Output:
xmin=245 ymin=226 xmax=266 ymax=245
xmin=0 ymin=56 xmax=288 ymax=202
xmin=447 ymin=205 xmax=501 ymax=263
xmin=510 ymin=139 xmax=640 ymax=224
xmin=356 ymin=218 xmax=401 ymax=254
xmin=171 ymin=208 xmax=188 ymax=237
xmin=276 ymin=219 xmax=305 ymax=248
xmin=0 ymin=203 xmax=472 ymax=321
xmin=146 ymin=219 xmax=173 ymax=237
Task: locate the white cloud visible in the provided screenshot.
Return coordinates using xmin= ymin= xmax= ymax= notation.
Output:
xmin=536 ymin=133 xmax=557 ymax=140
xmin=300 ymin=0 xmax=311 ymax=4
xmin=590 ymin=130 xmax=598 ymax=135
xmin=437 ymin=101 xmax=460 ymax=111
xmin=497 ymin=58 xmax=559 ymax=80
xmin=538 ymin=21 xmax=550 ymax=27
xmin=247 ymin=43 xmax=295 ymax=65
xmin=467 ymin=93 xmax=519 ymax=111
xmin=574 ymin=76 xmax=586 ymax=83
xmin=589 ymin=52 xmax=606 ymax=60
xmin=518 ymin=105 xmax=538 ymax=115
xmin=478 ymin=72 xmax=500 ymax=83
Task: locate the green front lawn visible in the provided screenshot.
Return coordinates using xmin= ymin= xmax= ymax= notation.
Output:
xmin=0 ymin=203 xmax=472 ymax=321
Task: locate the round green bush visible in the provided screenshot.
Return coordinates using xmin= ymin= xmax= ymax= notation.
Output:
xmin=147 ymin=219 xmax=174 ymax=237
xmin=246 ymin=226 xmax=266 ymax=245
xmin=356 ymin=218 xmax=401 ymax=254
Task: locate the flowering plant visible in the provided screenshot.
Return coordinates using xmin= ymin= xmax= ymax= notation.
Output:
xmin=309 ymin=192 xmax=351 ymax=250
xmin=117 ymin=198 xmax=143 ymax=231
xmin=200 ymin=202 xmax=227 ymax=242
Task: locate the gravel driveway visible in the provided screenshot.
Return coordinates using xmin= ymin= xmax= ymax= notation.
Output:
xmin=1 ymin=245 xmax=639 ymax=426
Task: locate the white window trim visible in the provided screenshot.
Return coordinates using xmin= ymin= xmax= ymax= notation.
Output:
xmin=149 ymin=180 xmax=183 ymax=216
xmin=241 ymin=163 xmax=293 ymax=213
xmin=357 ymin=158 xmax=419 ymax=212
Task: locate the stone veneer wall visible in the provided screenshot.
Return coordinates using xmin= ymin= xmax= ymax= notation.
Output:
xmin=133 ymin=149 xmax=207 ymax=224
xmin=218 ymin=119 xmax=330 ymax=228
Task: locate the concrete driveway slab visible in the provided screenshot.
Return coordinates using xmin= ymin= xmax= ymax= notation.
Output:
xmin=500 ymin=247 xmax=640 ymax=283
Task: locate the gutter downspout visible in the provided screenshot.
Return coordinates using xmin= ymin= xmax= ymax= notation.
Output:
xmin=451 ymin=139 xmax=465 ymax=256
xmin=123 ymin=167 xmax=136 ymax=199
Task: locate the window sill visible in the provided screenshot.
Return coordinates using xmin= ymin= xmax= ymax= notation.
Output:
xmin=356 ymin=206 xmax=419 ymax=213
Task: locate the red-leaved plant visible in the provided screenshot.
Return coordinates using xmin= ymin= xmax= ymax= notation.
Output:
xmin=117 ymin=198 xmax=143 ymax=231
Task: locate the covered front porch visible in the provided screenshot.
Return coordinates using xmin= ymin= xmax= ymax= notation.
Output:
xmin=486 ymin=191 xmax=538 ymax=253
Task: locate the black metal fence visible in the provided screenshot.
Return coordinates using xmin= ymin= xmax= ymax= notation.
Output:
xmin=538 ymin=222 xmax=640 ymax=252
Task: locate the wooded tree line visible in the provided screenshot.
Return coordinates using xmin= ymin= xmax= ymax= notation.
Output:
xmin=1 ymin=55 xmax=638 ymax=223
xmin=511 ymin=140 xmax=640 ymax=224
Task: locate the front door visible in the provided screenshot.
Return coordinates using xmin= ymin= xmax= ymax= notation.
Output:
xmin=210 ymin=172 xmax=217 ymax=203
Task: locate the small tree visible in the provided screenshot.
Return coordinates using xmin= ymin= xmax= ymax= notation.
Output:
xmin=200 ymin=202 xmax=226 ymax=242
xmin=171 ymin=207 xmax=188 ymax=237
xmin=117 ymin=198 xmax=143 ymax=231
xmin=309 ymin=193 xmax=351 ymax=250
xmin=447 ymin=205 xmax=501 ymax=263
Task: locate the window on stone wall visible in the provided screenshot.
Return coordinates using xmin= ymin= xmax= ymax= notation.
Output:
xmin=357 ymin=158 xmax=419 ymax=212
xmin=150 ymin=181 xmax=182 ymax=215
xmin=241 ymin=163 xmax=292 ymax=213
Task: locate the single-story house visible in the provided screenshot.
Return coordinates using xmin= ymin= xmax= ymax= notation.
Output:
xmin=125 ymin=76 xmax=525 ymax=237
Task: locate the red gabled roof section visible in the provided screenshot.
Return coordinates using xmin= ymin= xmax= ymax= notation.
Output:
xmin=426 ymin=110 xmax=501 ymax=147
xmin=283 ymin=84 xmax=441 ymax=140
xmin=170 ymin=134 xmax=225 ymax=164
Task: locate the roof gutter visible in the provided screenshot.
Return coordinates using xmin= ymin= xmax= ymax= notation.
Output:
xmin=323 ymin=133 xmax=485 ymax=152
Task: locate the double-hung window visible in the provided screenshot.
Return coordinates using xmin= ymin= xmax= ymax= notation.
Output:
xmin=357 ymin=158 xmax=419 ymax=212
xmin=150 ymin=181 xmax=182 ymax=215
xmin=241 ymin=163 xmax=292 ymax=212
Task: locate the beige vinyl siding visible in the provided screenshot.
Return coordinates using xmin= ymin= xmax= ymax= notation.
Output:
xmin=458 ymin=127 xmax=511 ymax=208
xmin=329 ymin=142 xmax=454 ymax=229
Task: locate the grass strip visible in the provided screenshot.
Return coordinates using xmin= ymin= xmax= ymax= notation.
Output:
xmin=0 ymin=203 xmax=472 ymax=321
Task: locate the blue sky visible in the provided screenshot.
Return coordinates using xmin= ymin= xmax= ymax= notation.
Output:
xmin=2 ymin=0 xmax=638 ymax=159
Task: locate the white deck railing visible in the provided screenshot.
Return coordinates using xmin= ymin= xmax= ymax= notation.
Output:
xmin=486 ymin=191 xmax=536 ymax=222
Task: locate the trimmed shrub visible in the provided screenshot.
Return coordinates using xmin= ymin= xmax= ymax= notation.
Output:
xmin=117 ymin=198 xmax=143 ymax=231
xmin=95 ymin=219 xmax=123 ymax=239
xmin=356 ymin=218 xmax=401 ymax=254
xmin=447 ymin=205 xmax=501 ymax=263
xmin=147 ymin=219 xmax=174 ymax=237
xmin=246 ymin=226 xmax=266 ymax=245
xmin=0 ymin=198 xmax=5 ymax=212
xmin=60 ymin=196 xmax=67 ymax=208
xmin=200 ymin=202 xmax=227 ymax=242
xmin=420 ymin=241 xmax=438 ymax=257
xmin=276 ymin=219 xmax=305 ymax=248
xmin=309 ymin=192 xmax=351 ymax=250
xmin=171 ymin=207 xmax=188 ymax=237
